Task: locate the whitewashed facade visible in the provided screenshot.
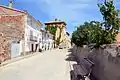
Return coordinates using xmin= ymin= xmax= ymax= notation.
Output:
xmin=41 ymin=30 xmax=54 ymax=51
xmin=24 ymin=14 xmax=42 ymax=52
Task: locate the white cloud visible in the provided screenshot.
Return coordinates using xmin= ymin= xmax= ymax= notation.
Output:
xmin=39 ymin=0 xmax=100 ymax=21
xmin=16 ymin=0 xmax=102 ymax=32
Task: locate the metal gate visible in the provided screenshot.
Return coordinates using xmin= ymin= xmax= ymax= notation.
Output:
xmin=11 ymin=41 xmax=20 ymax=58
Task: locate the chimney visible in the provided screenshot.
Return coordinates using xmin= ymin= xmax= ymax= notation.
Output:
xmin=8 ymin=0 xmax=13 ymax=8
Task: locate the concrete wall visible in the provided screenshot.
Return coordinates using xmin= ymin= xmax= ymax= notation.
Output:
xmin=0 ymin=15 xmax=25 ymax=62
xmin=72 ymin=44 xmax=120 ymax=80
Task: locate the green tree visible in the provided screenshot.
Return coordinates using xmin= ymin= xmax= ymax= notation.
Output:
xmin=45 ymin=26 xmax=57 ymax=48
xmin=72 ymin=0 xmax=120 ymax=48
xmin=71 ymin=21 xmax=102 ymax=47
xmin=98 ymin=0 xmax=120 ymax=42
xmin=45 ymin=25 xmax=64 ymax=48
xmin=72 ymin=25 xmax=87 ymax=47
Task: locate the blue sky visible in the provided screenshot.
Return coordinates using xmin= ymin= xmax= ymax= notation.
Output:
xmin=1 ymin=0 xmax=120 ymax=34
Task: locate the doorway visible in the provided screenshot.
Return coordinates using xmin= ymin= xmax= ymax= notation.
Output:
xmin=31 ymin=44 xmax=34 ymax=52
xmin=11 ymin=41 xmax=20 ymax=58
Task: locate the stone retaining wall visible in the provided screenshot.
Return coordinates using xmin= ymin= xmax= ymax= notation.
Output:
xmin=72 ymin=44 xmax=120 ymax=80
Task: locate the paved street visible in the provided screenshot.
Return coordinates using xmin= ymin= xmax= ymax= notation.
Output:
xmin=0 ymin=49 xmax=70 ymax=80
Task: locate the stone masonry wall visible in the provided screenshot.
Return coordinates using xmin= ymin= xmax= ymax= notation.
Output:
xmin=72 ymin=44 xmax=120 ymax=80
xmin=0 ymin=15 xmax=25 ymax=62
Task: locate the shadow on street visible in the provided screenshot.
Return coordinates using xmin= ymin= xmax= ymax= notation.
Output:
xmin=66 ymin=48 xmax=98 ymax=80
xmin=65 ymin=48 xmax=77 ymax=62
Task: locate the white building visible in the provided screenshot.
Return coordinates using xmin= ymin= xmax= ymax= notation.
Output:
xmin=41 ymin=30 xmax=54 ymax=51
xmin=0 ymin=0 xmax=44 ymax=60
xmin=24 ymin=13 xmax=43 ymax=52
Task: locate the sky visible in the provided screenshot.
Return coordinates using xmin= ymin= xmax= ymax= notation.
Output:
xmin=1 ymin=0 xmax=120 ymax=34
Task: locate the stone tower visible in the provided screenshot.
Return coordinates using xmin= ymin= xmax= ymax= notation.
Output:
xmin=45 ymin=19 xmax=67 ymax=47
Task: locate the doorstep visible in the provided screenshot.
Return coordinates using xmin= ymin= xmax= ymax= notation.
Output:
xmin=0 ymin=52 xmax=40 ymax=67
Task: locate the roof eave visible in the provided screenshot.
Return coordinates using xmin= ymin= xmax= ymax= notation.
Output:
xmin=0 ymin=5 xmax=27 ymax=15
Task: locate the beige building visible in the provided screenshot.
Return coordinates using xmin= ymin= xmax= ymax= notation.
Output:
xmin=115 ymin=32 xmax=120 ymax=43
xmin=45 ymin=19 xmax=71 ymax=48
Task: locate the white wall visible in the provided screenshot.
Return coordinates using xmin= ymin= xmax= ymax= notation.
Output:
xmin=24 ymin=15 xmax=42 ymax=52
xmin=41 ymin=31 xmax=53 ymax=50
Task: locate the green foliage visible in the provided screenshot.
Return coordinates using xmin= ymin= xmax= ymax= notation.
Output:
xmin=71 ymin=21 xmax=103 ymax=47
xmin=72 ymin=0 xmax=120 ymax=48
xmin=45 ymin=25 xmax=64 ymax=47
xmin=45 ymin=26 xmax=57 ymax=40
xmin=45 ymin=26 xmax=57 ymax=48
xmin=97 ymin=0 xmax=120 ymax=46
xmin=98 ymin=0 xmax=120 ymax=36
xmin=72 ymin=25 xmax=87 ymax=47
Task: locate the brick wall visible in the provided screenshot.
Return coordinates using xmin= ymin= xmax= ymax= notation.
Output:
xmin=0 ymin=15 xmax=25 ymax=62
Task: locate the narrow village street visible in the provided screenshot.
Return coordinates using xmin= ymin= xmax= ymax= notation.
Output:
xmin=0 ymin=49 xmax=71 ymax=80
xmin=1 ymin=0 xmax=120 ymax=80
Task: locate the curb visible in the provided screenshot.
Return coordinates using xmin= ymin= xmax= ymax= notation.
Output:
xmin=0 ymin=52 xmax=40 ymax=67
xmin=69 ymin=60 xmax=77 ymax=71
xmin=66 ymin=52 xmax=77 ymax=71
